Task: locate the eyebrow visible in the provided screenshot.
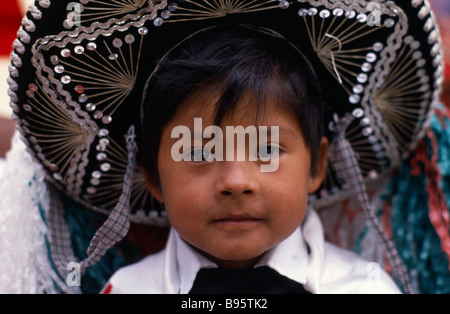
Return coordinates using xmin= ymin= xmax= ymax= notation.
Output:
xmin=270 ymin=126 xmax=297 ymax=138
xmin=186 ymin=125 xmax=297 ymax=136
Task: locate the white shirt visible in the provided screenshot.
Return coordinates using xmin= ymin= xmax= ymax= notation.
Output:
xmin=105 ymin=208 xmax=401 ymax=294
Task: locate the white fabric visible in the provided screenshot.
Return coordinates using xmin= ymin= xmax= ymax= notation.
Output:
xmin=0 ymin=130 xmax=67 ymax=293
xmin=106 ymin=208 xmax=401 ymax=294
xmin=0 ymin=158 xmax=6 ymax=176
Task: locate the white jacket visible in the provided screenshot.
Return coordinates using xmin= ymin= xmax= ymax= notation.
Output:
xmin=105 ymin=208 xmax=401 ymax=294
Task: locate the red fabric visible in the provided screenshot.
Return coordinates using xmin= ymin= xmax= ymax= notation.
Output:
xmin=101 ymin=283 xmax=113 ymax=294
xmin=0 ymin=0 xmax=22 ymax=56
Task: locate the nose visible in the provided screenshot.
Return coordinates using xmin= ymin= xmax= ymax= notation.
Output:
xmin=215 ymin=162 xmax=259 ymax=198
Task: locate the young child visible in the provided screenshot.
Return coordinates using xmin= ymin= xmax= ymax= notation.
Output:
xmin=103 ymin=25 xmax=400 ymax=294
xmin=6 ymin=0 xmax=444 ymax=294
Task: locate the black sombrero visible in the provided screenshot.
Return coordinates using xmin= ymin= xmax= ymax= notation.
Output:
xmin=8 ymin=0 xmax=444 ymax=291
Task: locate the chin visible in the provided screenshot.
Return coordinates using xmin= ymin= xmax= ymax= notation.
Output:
xmin=205 ymin=245 xmax=269 ymax=268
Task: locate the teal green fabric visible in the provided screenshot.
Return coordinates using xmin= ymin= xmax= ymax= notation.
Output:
xmin=62 ymin=195 xmax=141 ymax=294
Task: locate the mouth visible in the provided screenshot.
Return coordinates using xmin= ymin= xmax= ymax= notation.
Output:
xmin=211 ymin=213 xmax=263 ymax=228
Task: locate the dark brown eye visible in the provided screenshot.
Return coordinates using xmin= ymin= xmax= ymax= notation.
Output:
xmin=186 ymin=148 xmax=214 ymax=162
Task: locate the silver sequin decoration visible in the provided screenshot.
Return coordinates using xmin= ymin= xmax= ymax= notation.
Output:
xmin=373 ymin=42 xmax=383 ymax=52
xmin=92 ymin=171 xmax=102 ymax=179
xmin=125 ymin=34 xmax=135 ymax=44
xmin=61 ymin=75 xmax=71 ymax=84
xmin=102 ymin=115 xmax=112 ymax=124
xmin=353 ymin=84 xmax=364 ymax=94
xmin=86 ymin=103 xmax=96 ymax=111
xmin=101 ymin=163 xmax=111 ymax=172
xmin=109 ymin=53 xmax=119 ymax=60
xmin=87 ymin=42 xmax=97 ymax=51
xmin=55 ymin=65 xmax=65 ymax=74
xmin=99 ymin=129 xmax=109 ymax=137
xmin=97 ymin=153 xmax=107 ymax=161
xmin=93 ymin=110 xmax=103 ymax=119
xmin=75 ymin=46 xmax=85 ymax=54
xmin=113 ymin=38 xmax=123 ymax=48
xmin=384 ymin=18 xmax=395 ymax=28
xmin=168 ymin=3 xmax=178 ymax=11
xmin=138 ymin=27 xmax=148 ymax=35
xmin=154 ymin=18 xmax=163 ymax=26
xmin=352 ymin=108 xmax=365 ymax=118
xmin=79 ymin=94 xmax=88 ymax=103
xmin=161 ymin=10 xmax=171 ymax=19
xmin=87 ymin=187 xmax=97 ymax=194
xmin=357 ymin=73 xmax=368 ymax=84
xmin=61 ymin=49 xmax=71 ymax=57
xmin=51 ymin=55 xmax=59 ymax=65
xmin=279 ymin=0 xmax=289 ymax=9
xmin=366 ymin=53 xmax=377 ymax=63
xmin=319 ymin=10 xmax=330 ymax=18
xmin=349 ymin=94 xmax=361 ymax=104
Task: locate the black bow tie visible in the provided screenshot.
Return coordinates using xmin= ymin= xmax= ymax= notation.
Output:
xmin=189 ymin=266 xmax=311 ymax=294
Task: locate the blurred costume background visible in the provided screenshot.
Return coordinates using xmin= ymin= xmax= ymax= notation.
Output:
xmin=0 ymin=0 xmax=450 ymax=294
xmin=316 ymin=0 xmax=450 ymax=294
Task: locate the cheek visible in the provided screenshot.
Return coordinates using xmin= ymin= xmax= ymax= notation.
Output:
xmin=270 ymin=188 xmax=308 ymax=223
xmin=163 ymin=187 xmax=200 ymax=236
xmin=158 ymin=165 xmax=210 ymax=227
xmin=264 ymin=168 xmax=311 ymax=231
xmin=160 ymin=173 xmax=198 ymax=209
xmin=272 ymin=161 xmax=311 ymax=202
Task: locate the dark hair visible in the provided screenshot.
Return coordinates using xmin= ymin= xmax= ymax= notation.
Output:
xmin=141 ymin=24 xmax=326 ymax=181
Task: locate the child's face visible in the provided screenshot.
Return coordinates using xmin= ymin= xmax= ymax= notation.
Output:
xmin=145 ymin=90 xmax=328 ymax=268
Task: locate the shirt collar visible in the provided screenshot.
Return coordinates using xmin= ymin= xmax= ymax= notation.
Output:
xmin=255 ymin=226 xmax=309 ymax=284
xmin=174 ymin=232 xmax=217 ymax=294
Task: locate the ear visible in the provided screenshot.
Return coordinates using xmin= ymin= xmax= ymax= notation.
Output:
xmin=141 ymin=165 xmax=165 ymax=203
xmin=308 ymin=136 xmax=329 ymax=194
